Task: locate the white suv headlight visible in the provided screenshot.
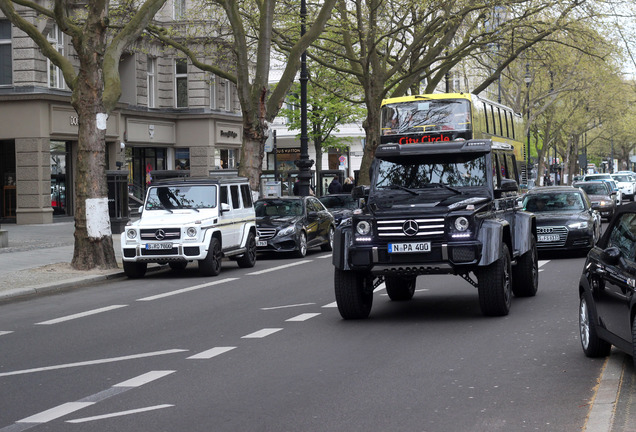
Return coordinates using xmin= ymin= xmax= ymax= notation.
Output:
xmin=126 ymin=229 xmax=137 ymax=239
xmin=186 ymin=227 xmax=198 ymax=237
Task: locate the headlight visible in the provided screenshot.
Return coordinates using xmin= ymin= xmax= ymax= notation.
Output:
xmin=599 ymin=201 xmax=611 ymax=207
xmin=454 ymin=217 xmax=469 ymax=232
xmin=186 ymin=227 xmax=198 ymax=237
xmin=568 ymin=221 xmax=588 ymax=229
xmin=278 ymin=225 xmax=296 ymax=237
xmin=356 ymin=220 xmax=371 ymax=235
xmin=126 ymin=229 xmax=137 ymax=239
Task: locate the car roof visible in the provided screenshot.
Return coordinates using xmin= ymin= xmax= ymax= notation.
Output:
xmin=152 ymin=176 xmax=249 ymax=186
xmin=256 ymin=196 xmax=305 ymax=201
xmin=525 ymin=186 xmax=580 ymax=194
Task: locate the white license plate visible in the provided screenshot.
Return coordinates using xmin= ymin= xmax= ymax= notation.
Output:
xmin=538 ymin=234 xmax=560 ymax=242
xmin=257 ymin=240 xmax=268 ymax=247
xmin=388 ymin=242 xmax=431 ymax=253
xmin=146 ymin=242 xmax=173 ymax=250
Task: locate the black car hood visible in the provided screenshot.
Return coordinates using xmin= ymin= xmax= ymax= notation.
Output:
xmin=256 ymin=216 xmax=303 ymax=227
xmin=534 ymin=211 xmax=590 ymax=225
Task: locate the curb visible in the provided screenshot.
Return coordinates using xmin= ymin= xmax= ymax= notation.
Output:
xmin=583 ymin=351 xmax=624 ymax=432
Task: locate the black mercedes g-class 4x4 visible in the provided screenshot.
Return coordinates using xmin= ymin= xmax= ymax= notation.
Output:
xmin=332 ymin=139 xmax=538 ymax=319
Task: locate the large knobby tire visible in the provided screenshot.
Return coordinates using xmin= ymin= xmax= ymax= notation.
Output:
xmin=169 ymin=261 xmax=188 ymax=271
xmin=477 ymin=243 xmax=512 ymax=316
xmin=321 ymin=226 xmax=335 ymax=252
xmin=334 ymin=268 xmax=373 ymax=319
xmin=385 ymin=276 xmax=416 ymax=301
xmin=237 ymin=231 xmax=257 ymax=268
xmin=199 ymin=237 xmax=222 ymax=276
xmin=294 ymin=232 xmax=308 ymax=258
xmin=579 ymin=293 xmax=611 ymax=358
xmin=123 ymin=261 xmax=147 ymax=279
xmin=512 ymin=236 xmax=538 ymax=297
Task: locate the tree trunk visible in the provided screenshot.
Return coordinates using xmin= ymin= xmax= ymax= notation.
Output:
xmin=358 ymin=101 xmax=382 ymax=185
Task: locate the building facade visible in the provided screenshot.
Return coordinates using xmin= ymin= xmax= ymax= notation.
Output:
xmin=0 ymin=8 xmax=243 ymax=224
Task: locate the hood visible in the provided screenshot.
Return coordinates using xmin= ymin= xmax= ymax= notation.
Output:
xmin=534 ymin=210 xmax=590 ymax=225
xmin=256 ymin=215 xmax=303 ymax=227
xmin=134 ymin=209 xmax=216 ymax=227
xmin=585 ymin=194 xmax=612 ymax=201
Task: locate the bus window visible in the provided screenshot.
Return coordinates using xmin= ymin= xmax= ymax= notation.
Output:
xmin=483 ymin=102 xmax=490 ymax=133
xmin=490 ymin=105 xmax=497 ymax=135
xmin=497 ymin=108 xmax=503 ymax=137
xmin=504 ymin=111 xmax=510 ymax=138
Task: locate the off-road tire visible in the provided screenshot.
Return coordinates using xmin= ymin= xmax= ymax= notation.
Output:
xmin=579 ymin=293 xmax=611 ymax=358
xmin=123 ymin=261 xmax=147 ymax=279
xmin=385 ymin=276 xmax=416 ymax=301
xmin=199 ymin=237 xmax=222 ymax=276
xmin=321 ymin=226 xmax=335 ymax=251
xmin=512 ymin=236 xmax=538 ymax=297
xmin=334 ymin=268 xmax=373 ymax=319
xmin=294 ymin=232 xmax=308 ymax=258
xmin=237 ymin=231 xmax=257 ymax=268
xmin=477 ymin=243 xmax=512 ymax=316
xmin=169 ymin=261 xmax=188 ymax=271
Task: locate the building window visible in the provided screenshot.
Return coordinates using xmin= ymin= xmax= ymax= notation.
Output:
xmin=174 ymin=0 xmax=186 ymax=19
xmin=0 ymin=20 xmax=12 ymax=86
xmin=175 ymin=58 xmax=188 ymax=108
xmin=175 ymin=148 xmax=190 ymax=170
xmin=147 ymin=56 xmax=156 ymax=108
xmin=217 ymin=148 xmax=236 ymax=169
xmin=224 ymin=79 xmax=232 ymax=112
xmin=47 ymin=24 xmax=64 ymax=89
xmin=210 ymin=75 xmax=216 ymax=110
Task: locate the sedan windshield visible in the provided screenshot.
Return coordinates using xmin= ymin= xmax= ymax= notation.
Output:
xmin=524 ymin=192 xmax=584 ymax=212
xmin=578 ymin=183 xmax=608 ymax=196
xmin=256 ymin=200 xmax=303 ymax=217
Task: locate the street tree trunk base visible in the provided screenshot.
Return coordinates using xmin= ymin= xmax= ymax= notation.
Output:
xmin=71 ymin=229 xmax=118 ymax=271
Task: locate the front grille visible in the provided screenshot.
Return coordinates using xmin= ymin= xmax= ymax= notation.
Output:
xmin=141 ymin=247 xmax=179 ymax=256
xmin=257 ymin=228 xmax=277 ymax=240
xmin=140 ymin=228 xmax=181 ymax=241
xmin=537 ymin=226 xmax=568 ymax=247
xmin=377 ymin=218 xmax=445 ymax=239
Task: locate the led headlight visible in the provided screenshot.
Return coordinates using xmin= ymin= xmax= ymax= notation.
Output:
xmin=278 ymin=225 xmax=295 ymax=237
xmin=568 ymin=221 xmax=589 ymax=229
xmin=356 ymin=220 xmax=371 ymax=235
xmin=126 ymin=229 xmax=137 ymax=239
xmin=454 ymin=217 xmax=469 ymax=232
xmin=186 ymin=227 xmax=198 ymax=237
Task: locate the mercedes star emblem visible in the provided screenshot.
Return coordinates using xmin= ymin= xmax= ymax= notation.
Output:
xmin=155 ymin=229 xmax=166 ymax=240
xmin=402 ymin=220 xmax=419 ymax=236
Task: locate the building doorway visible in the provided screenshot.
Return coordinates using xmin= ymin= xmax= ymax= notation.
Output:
xmin=1 ymin=140 xmax=16 ymax=221
xmin=127 ymin=147 xmax=166 ymax=203
xmin=50 ymin=141 xmax=72 ymax=216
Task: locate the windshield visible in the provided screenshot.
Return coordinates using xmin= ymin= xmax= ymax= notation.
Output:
xmin=255 ymin=199 xmax=303 ymax=217
xmin=146 ymin=185 xmax=217 ymax=210
xmin=374 ymin=154 xmax=488 ymax=190
xmin=577 ymin=183 xmax=608 ymax=196
xmin=523 ymin=192 xmax=584 ymax=213
xmin=319 ymin=195 xmax=358 ymax=210
xmin=612 ymin=175 xmax=632 ymax=182
xmin=381 ymin=99 xmax=471 ymax=136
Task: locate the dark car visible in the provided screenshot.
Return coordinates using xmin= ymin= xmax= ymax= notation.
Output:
xmin=255 ymin=196 xmax=335 ymax=257
xmin=318 ymin=193 xmax=361 ymax=226
xmin=579 ymin=202 xmax=636 ymax=367
xmin=574 ymin=181 xmax=617 ymax=220
xmin=521 ymin=186 xmax=601 ymax=252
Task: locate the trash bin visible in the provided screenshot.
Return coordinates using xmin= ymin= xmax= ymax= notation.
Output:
xmin=106 ymin=170 xmax=130 ymax=234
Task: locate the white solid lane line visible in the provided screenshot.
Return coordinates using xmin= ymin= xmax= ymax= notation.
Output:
xmin=261 ymin=303 xmax=315 ymax=310
xmin=114 ymin=370 xmax=176 ymax=387
xmin=317 ymin=254 xmax=332 ymax=259
xmin=286 ymin=313 xmax=321 ymax=322
xmin=0 ymin=349 xmax=187 ymax=378
xmin=35 ymin=305 xmax=128 ymax=325
xmin=0 ymin=331 xmax=13 ymax=336
xmin=17 ymin=402 xmax=95 ymax=424
xmin=241 ymin=328 xmax=283 ymax=338
xmin=137 ymin=278 xmax=239 ymax=301
xmin=246 ymin=260 xmax=312 ymax=276
xmin=67 ymin=404 xmax=174 ymax=424
xmin=187 ymin=346 xmax=237 ymax=360
xmin=322 ymin=302 xmax=337 ymax=308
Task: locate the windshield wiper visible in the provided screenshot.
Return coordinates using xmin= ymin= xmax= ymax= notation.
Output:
xmin=385 ymin=184 xmax=418 ymax=195
xmin=422 ymin=183 xmax=463 ymax=195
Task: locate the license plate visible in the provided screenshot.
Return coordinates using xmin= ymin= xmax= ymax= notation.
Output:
xmin=257 ymin=240 xmax=268 ymax=247
xmin=538 ymin=234 xmax=560 ymax=242
xmin=388 ymin=242 xmax=431 ymax=253
xmin=145 ymin=242 xmax=173 ymax=250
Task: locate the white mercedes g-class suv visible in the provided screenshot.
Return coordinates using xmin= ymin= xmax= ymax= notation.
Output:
xmin=121 ymin=175 xmax=257 ymax=278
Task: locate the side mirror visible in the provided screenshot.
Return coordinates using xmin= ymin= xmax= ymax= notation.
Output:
xmin=601 ymin=246 xmax=621 ymax=265
xmin=220 ymin=203 xmax=231 ymax=213
xmin=352 ymin=185 xmax=367 ymax=200
xmin=499 ymin=178 xmax=519 ymax=192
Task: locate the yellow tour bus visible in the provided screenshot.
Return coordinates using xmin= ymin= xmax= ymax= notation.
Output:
xmin=381 ymin=93 xmax=528 ymax=180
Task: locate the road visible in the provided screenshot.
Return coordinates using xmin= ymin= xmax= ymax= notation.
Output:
xmin=0 ymin=249 xmax=608 ymax=431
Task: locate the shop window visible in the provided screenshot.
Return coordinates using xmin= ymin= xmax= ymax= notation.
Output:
xmin=175 ymin=148 xmax=190 ymax=170
xmin=0 ymin=20 xmax=11 ymax=86
xmin=218 ymin=148 xmax=236 ymax=169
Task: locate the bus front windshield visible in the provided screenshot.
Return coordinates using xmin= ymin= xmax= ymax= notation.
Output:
xmin=381 ymin=99 xmax=472 ymax=136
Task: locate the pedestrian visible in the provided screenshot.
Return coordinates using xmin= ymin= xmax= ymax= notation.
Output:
xmin=556 ymin=171 xmax=561 ymax=185
xmin=342 ymin=176 xmax=354 ymax=192
xmin=328 ymin=176 xmax=343 ymax=194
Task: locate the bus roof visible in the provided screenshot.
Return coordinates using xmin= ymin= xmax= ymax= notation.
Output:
xmin=381 ymin=93 xmax=472 ymax=106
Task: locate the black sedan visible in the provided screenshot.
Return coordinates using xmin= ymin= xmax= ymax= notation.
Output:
xmin=579 ymin=202 xmax=636 ymax=367
xmin=317 ymin=193 xmax=361 ymax=226
xmin=573 ymin=181 xmax=617 ymax=220
xmin=255 ymin=196 xmax=335 ymax=257
xmin=521 ymin=186 xmax=601 ymax=251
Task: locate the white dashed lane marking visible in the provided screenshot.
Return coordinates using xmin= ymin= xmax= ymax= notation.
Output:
xmin=187 ymin=346 xmax=237 ymax=360
xmin=246 ymin=260 xmax=312 ymax=275
xmin=67 ymin=405 xmax=174 ymax=424
xmin=286 ymin=313 xmax=321 ymax=322
xmin=35 ymin=305 xmax=128 ymax=325
xmin=241 ymin=328 xmax=283 ymax=338
xmin=137 ymin=278 xmax=238 ymax=301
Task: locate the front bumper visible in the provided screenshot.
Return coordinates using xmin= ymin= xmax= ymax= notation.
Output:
xmin=346 ymin=240 xmax=482 ymax=276
xmin=536 ymin=227 xmax=594 ymax=251
xmin=122 ymin=241 xmax=207 ymax=263
xmin=257 ymin=234 xmax=299 ymax=253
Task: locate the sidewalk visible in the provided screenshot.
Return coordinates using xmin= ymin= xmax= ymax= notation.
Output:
xmin=0 ymin=218 xmax=128 ymax=300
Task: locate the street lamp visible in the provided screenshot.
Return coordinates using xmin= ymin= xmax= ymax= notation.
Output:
xmin=524 ymin=64 xmax=531 ymax=185
xmin=294 ymin=0 xmax=314 ymax=196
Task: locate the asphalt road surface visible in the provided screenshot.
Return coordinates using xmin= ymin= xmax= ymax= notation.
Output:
xmin=0 ymin=249 xmax=608 ymax=431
